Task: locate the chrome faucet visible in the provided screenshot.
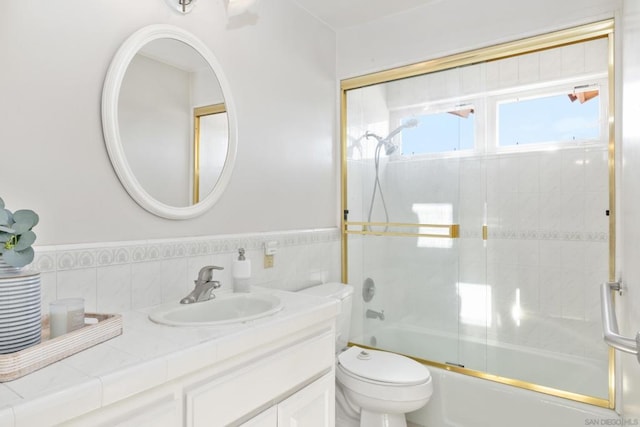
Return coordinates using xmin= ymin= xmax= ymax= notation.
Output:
xmin=366 ymin=309 xmax=385 ymax=321
xmin=180 ymin=266 xmax=223 ymax=304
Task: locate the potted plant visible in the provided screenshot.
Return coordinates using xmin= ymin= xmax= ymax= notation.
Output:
xmin=0 ymin=196 xmax=39 ymax=269
xmin=0 ymin=197 xmax=42 ymax=354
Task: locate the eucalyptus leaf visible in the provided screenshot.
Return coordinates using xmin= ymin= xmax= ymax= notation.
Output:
xmin=2 ymin=247 xmax=34 ymax=267
xmin=13 ymin=210 xmax=39 ymax=229
xmin=0 ymin=209 xmax=10 ymax=226
xmin=0 ymin=246 xmax=5 ymax=255
xmin=0 ymin=226 xmax=15 ymax=235
xmin=14 ymin=230 xmax=36 ymax=251
xmin=0 ymin=197 xmax=4 ymax=209
xmin=0 ymin=233 xmax=11 ymax=244
xmin=11 ymin=223 xmax=30 ymax=234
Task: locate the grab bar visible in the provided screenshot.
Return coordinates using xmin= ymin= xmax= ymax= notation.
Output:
xmin=600 ymin=281 xmax=640 ymax=362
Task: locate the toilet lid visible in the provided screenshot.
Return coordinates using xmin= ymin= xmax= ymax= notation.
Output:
xmin=338 ymin=346 xmax=431 ymax=385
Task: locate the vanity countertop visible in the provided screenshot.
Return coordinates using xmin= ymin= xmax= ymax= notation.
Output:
xmin=0 ymin=288 xmax=339 ymax=427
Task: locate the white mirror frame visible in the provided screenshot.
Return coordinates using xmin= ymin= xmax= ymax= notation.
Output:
xmin=102 ymin=24 xmax=237 ymax=220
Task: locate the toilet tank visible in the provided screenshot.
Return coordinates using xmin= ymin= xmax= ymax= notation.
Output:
xmin=298 ymin=282 xmax=353 ymax=351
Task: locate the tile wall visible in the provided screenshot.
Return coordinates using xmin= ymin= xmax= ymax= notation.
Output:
xmin=30 ymin=228 xmax=341 ymax=315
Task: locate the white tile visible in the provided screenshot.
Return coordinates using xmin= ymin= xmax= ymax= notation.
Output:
xmin=584 ymin=38 xmax=608 ymax=74
xmin=0 ymin=384 xmax=21 ymax=407
xmin=39 ymin=271 xmax=57 ymax=313
xmin=0 ymin=407 xmax=14 ymax=427
xmin=62 ymin=342 xmax=141 ymax=378
xmin=131 ymin=261 xmax=162 ymax=309
xmin=161 ymin=258 xmax=190 ymax=303
xmin=517 ymin=51 xmax=540 ymax=84
xmin=498 ymin=56 xmax=518 ymax=88
xmin=96 ymin=264 xmax=132 ymax=313
xmin=56 ymin=269 xmax=97 ymax=312
xmin=4 ymin=361 xmax=90 ymax=400
xmin=11 ymin=377 xmax=101 ymax=427
xmin=561 ymin=43 xmax=586 ymax=76
xmin=99 ymin=357 xmax=167 ymax=406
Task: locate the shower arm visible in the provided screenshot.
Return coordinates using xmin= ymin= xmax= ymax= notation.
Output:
xmin=600 ymin=281 xmax=640 ymax=363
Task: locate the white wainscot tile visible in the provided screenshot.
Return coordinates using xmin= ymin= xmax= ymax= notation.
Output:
xmin=56 ymin=269 xmax=97 ymax=312
xmin=39 ymin=271 xmax=57 ymax=313
xmin=161 ymin=257 xmax=191 ymax=303
xmin=131 ymin=261 xmax=162 ymax=309
xmin=97 ymin=264 xmax=132 ymax=314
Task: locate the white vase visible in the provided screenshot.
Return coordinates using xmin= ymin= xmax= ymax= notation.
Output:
xmin=0 ymin=256 xmax=42 ymax=354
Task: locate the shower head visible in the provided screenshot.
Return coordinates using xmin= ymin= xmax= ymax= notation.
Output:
xmin=380 ymin=118 xmax=419 ymax=155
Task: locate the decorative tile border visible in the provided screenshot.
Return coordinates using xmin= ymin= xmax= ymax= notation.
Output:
xmin=32 ymin=228 xmax=340 ymax=273
xmin=457 ymin=227 xmax=608 ymax=242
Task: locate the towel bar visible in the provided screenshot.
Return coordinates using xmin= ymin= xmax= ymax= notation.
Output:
xmin=600 ymin=281 xmax=640 ymax=363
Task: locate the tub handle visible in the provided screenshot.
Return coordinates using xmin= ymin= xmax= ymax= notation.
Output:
xmin=600 ymin=281 xmax=640 ymax=362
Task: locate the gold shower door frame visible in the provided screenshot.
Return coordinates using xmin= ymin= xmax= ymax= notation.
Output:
xmin=339 ymin=19 xmax=616 ymax=409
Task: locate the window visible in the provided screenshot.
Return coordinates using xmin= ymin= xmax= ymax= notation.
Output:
xmin=498 ymin=89 xmax=600 ymax=147
xmin=400 ymin=108 xmax=475 ymax=155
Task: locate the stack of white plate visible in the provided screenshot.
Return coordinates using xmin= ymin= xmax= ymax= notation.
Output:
xmin=0 ymin=271 xmax=42 ymax=354
xmin=0 ymin=257 xmax=21 ymax=275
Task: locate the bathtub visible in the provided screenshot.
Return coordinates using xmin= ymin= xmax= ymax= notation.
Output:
xmin=355 ymin=325 xmax=619 ymax=427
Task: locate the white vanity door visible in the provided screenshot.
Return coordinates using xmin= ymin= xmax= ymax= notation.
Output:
xmin=241 ymin=406 xmax=278 ymax=426
xmin=277 ymin=373 xmax=335 ymax=427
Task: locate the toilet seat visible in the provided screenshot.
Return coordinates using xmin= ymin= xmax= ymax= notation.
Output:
xmin=336 ymin=346 xmax=433 ymax=403
xmin=338 ymin=346 xmax=431 ymax=385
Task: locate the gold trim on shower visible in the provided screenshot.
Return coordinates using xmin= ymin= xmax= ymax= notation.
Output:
xmin=606 ymin=26 xmax=616 ymax=411
xmin=349 ymin=342 xmax=610 ymax=408
xmin=345 ymin=221 xmax=460 ymax=239
xmin=340 ymin=19 xmax=616 ymax=409
xmin=340 ymin=19 xmax=613 ymax=91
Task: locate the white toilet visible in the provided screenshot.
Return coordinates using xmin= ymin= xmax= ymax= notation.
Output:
xmin=299 ymin=283 xmax=433 ymax=427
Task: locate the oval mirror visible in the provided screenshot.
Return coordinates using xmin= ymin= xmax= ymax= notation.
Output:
xmin=102 ymin=24 xmax=237 ymax=219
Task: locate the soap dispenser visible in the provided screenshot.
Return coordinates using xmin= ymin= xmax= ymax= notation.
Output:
xmin=232 ymin=248 xmax=251 ymax=293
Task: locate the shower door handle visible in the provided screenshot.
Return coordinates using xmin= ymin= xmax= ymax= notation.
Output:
xmin=600 ymin=281 xmax=640 ymax=362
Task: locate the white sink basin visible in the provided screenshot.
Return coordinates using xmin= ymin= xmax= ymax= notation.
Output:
xmin=149 ymin=293 xmax=283 ymax=326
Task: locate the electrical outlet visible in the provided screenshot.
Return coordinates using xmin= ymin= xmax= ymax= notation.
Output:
xmin=264 ymin=254 xmax=274 ymax=268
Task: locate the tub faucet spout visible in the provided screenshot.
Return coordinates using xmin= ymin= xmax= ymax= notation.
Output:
xmin=366 ymin=309 xmax=385 ymax=321
xmin=180 ymin=266 xmax=223 ymax=304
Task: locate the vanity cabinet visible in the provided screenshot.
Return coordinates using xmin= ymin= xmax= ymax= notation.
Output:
xmin=276 ymin=372 xmax=334 ymax=427
xmin=63 ymin=327 xmax=335 ymax=427
xmin=186 ymin=330 xmax=333 ymax=426
xmin=63 ymin=383 xmax=183 ymax=427
xmin=241 ymin=373 xmax=334 ymax=427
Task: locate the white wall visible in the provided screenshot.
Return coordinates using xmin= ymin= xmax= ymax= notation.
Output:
xmin=0 ymin=0 xmax=337 ymax=245
xmin=620 ymin=0 xmax=640 ymax=419
xmin=337 ymin=0 xmax=617 ymax=80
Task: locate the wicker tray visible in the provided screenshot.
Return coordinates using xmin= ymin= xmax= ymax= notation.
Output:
xmin=0 ymin=313 xmax=123 ymax=382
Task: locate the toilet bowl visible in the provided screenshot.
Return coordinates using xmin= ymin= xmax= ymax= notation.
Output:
xmin=298 ymin=283 xmax=433 ymax=427
xmin=336 ymin=345 xmax=432 ymax=427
